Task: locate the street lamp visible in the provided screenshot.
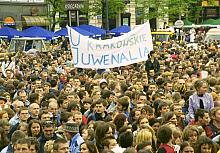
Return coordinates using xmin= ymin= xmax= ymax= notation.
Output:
xmin=106 ymin=0 xmax=109 ymax=31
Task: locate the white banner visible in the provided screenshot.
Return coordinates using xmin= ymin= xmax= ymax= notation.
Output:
xmin=67 ymin=22 xmax=153 ymax=69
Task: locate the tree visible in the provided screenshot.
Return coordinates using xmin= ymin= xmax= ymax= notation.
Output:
xmin=82 ymin=0 xmax=126 ymax=23
xmin=135 ymin=0 xmax=215 ymax=24
xmin=46 ymin=0 xmax=65 ymax=31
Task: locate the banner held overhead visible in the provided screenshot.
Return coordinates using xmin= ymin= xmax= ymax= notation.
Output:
xmin=67 ymin=22 xmax=153 ymax=69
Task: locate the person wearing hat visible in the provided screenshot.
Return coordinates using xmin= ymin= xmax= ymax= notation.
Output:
xmin=99 ymin=79 xmax=108 ymax=90
xmin=63 ymin=122 xmax=84 ymax=153
xmin=0 ymin=96 xmax=7 ymax=110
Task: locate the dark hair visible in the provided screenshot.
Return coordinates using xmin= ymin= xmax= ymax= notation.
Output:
xmin=60 ymin=112 xmax=73 ymax=124
xmin=162 ymin=111 xmax=176 ymax=125
xmin=194 ymin=136 xmax=215 ymax=153
xmin=149 ymin=118 xmax=161 ymax=127
xmin=80 ymin=141 xmax=98 ymax=153
xmin=194 ymin=109 xmax=208 ymax=122
xmin=118 ymin=131 xmax=133 ymax=148
xmin=29 ymin=93 xmax=39 ymax=104
xmin=113 ymin=113 xmax=127 ymax=132
xmin=118 ymin=96 xmax=129 ymax=111
xmin=67 ymin=102 xmax=79 ymax=112
xmin=27 ymin=119 xmax=42 ymax=137
xmin=103 ymin=136 xmax=115 ymax=148
xmin=95 ymin=122 xmax=111 ymax=152
xmin=180 ymin=141 xmax=192 ymax=152
xmin=157 ymin=125 xmax=172 ymax=143
xmin=95 ymin=98 xmax=108 ymax=107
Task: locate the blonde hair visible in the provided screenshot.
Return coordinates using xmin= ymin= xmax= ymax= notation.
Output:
xmin=135 ymin=129 xmax=152 ymax=145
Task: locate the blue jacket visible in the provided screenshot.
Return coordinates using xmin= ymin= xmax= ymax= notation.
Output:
xmin=70 ymin=133 xmax=84 ymax=153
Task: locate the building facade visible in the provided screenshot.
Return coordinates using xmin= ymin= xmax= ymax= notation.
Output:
xmin=0 ymin=0 xmax=49 ymax=30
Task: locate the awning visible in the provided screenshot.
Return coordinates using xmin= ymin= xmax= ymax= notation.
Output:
xmin=22 ymin=16 xmax=50 ymax=27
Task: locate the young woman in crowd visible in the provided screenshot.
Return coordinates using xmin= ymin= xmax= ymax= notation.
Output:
xmin=27 ymin=119 xmax=42 ymax=138
xmin=80 ymin=141 xmax=99 ymax=153
xmin=180 ymin=141 xmax=194 ymax=153
xmin=194 ymin=136 xmax=217 ymax=153
xmin=182 ymin=125 xmax=200 ymax=148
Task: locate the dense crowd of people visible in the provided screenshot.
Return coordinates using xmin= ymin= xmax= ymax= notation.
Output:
xmin=0 ymin=28 xmax=219 ymax=153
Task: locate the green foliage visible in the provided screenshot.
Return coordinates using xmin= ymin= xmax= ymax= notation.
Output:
xmin=82 ymin=0 xmax=126 ymax=19
xmin=136 ymin=0 xmax=215 ymax=23
xmin=45 ymin=0 xmax=65 ymax=30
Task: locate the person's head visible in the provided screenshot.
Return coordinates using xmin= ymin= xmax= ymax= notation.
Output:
xmin=28 ymin=137 xmax=40 ymax=153
xmin=80 ymin=126 xmax=95 ymax=141
xmin=17 ymin=122 xmax=28 ymax=135
xmin=136 ymin=129 xmax=152 ymax=145
xmin=164 ymin=80 xmax=173 ymax=92
xmin=48 ymin=101 xmax=58 ymax=116
xmin=94 ymin=98 xmax=107 ymax=114
xmin=53 ymin=138 xmax=69 ymax=153
xmin=149 ymin=118 xmax=161 ymax=133
xmin=42 ymin=121 xmax=55 ymax=140
xmin=99 ymin=79 xmax=108 ymax=89
xmin=194 ymin=109 xmax=210 ymax=126
xmin=210 ymin=107 xmax=220 ymax=123
xmin=18 ymin=90 xmax=28 ymax=102
xmin=80 ymin=141 xmax=99 ymax=153
xmin=118 ymin=131 xmax=133 ymax=148
xmin=148 ymin=83 xmax=157 ymax=92
xmin=172 ymin=127 xmax=183 ymax=145
xmin=60 ymin=112 xmax=73 ymax=125
xmin=67 ymin=102 xmax=80 ymax=113
xmin=113 ymin=113 xmax=128 ymax=132
xmin=194 ymin=136 xmax=215 ymax=153
xmin=183 ymin=125 xmax=199 ymax=146
xmin=18 ymin=107 xmax=29 ymax=122
xmin=82 ymin=98 xmax=93 ymax=111
xmin=95 ymin=122 xmax=113 ymax=146
xmin=0 ymin=96 xmax=7 ymax=109
xmin=39 ymin=110 xmax=51 ymax=121
xmin=194 ymin=80 xmax=208 ymax=95
xmin=137 ymin=115 xmax=149 ymax=130
xmin=29 ymin=103 xmax=40 ymax=118
xmin=13 ymin=138 xmax=30 ymax=153
xmin=0 ymin=110 xmax=9 ymax=121
xmin=73 ymin=112 xmax=82 ymax=125
xmin=13 ymin=100 xmax=24 ymax=113
xmin=0 ymin=119 xmax=9 ymax=135
xmin=162 ymin=111 xmax=177 ymax=125
xmin=28 ymin=119 xmax=42 ymax=137
xmin=63 ymin=122 xmax=79 ymax=140
xmin=0 ymin=127 xmax=9 ymax=147
xmin=170 ymin=103 xmax=182 ymax=117
xmin=117 ymin=96 xmax=129 ymax=112
xmin=157 ymin=125 xmax=173 ymax=144
xmin=180 ymin=141 xmax=194 ymax=153
xmin=103 ymin=136 xmax=117 ymax=150
xmin=157 ymin=101 xmax=169 ymax=117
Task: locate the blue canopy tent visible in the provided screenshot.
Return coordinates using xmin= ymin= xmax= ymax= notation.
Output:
xmin=22 ymin=26 xmax=58 ymax=40
xmin=55 ymin=27 xmax=94 ymax=37
xmin=110 ymin=25 xmax=131 ymax=36
xmin=78 ymin=24 xmax=106 ymax=36
xmin=0 ymin=27 xmax=23 ymax=38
